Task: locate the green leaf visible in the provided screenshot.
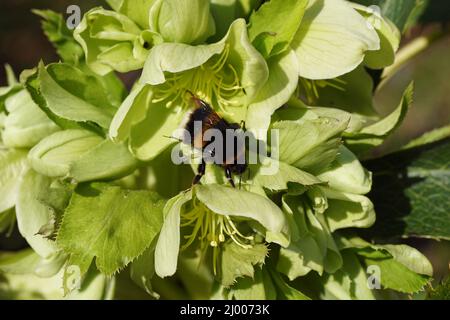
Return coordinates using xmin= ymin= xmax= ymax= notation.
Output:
xmin=149 ymin=0 xmax=216 ymax=44
xmin=248 ymin=0 xmax=308 ymax=58
xmin=16 ymin=169 xmax=59 ymax=258
xmin=338 ymin=235 xmax=432 ymax=294
xmin=57 ymin=183 xmax=165 ymax=275
xmin=33 ymin=9 xmax=84 ymax=64
xmin=25 ymin=69 xmax=84 ymax=131
xmin=130 ymin=244 xmax=160 ymax=298
xmin=363 ymin=255 xmax=430 ymax=293
xmin=364 ymin=138 xmax=450 ymax=240
xmin=402 ymin=124 xmax=450 ymax=150
xmin=380 ymin=244 xmax=433 ymax=276
xmin=2 ymin=89 xmax=59 ymax=148
xmin=38 ymin=62 xmax=116 ymax=130
xmin=268 ymin=267 xmax=311 ymax=300
xmin=195 ymin=184 xmax=289 ymax=246
xmin=345 ymin=82 xmax=413 ymax=156
xmin=216 ymin=241 xmax=268 ymax=287
xmin=0 ymin=148 xmax=28 ymax=213
xmin=427 ymin=277 xmax=450 ymax=300
xmin=228 ymin=267 xmax=276 ymax=300
xmin=291 ymin=0 xmax=380 ymax=80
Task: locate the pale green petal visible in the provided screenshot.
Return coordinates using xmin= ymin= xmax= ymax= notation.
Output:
xmin=320 ymin=187 xmax=376 ymax=232
xmin=292 ymin=0 xmax=380 ymax=79
xmin=129 ymin=98 xmax=185 ymax=161
xmin=155 ymin=191 xmax=192 ymax=278
xmin=3 ymin=89 xmax=59 ymax=148
xmin=352 ymin=3 xmax=401 ymax=69
xmin=29 ymin=129 xmax=136 ymax=182
xmin=252 ymin=155 xmax=323 ymax=191
xmin=74 ymin=8 xmax=155 ymax=75
xmin=106 ymin=0 xmax=156 ymax=29
xmin=210 ymin=0 xmax=261 ymax=40
xmin=0 ymin=148 xmax=28 ymax=213
xmin=225 ymin=18 xmax=268 ymax=103
xmin=109 ymin=83 xmax=150 ymax=142
xmin=317 ymin=146 xmax=372 ymax=195
xmin=195 ymin=184 xmax=289 ymax=246
xmin=16 ymin=169 xmax=59 ymax=258
xmin=149 ymin=0 xmax=215 ymax=44
xmin=321 ymin=250 xmax=376 ymax=300
xmin=246 ymin=50 xmax=299 ymax=140
xmin=28 ymin=129 xmax=103 ymax=177
xmin=248 ymin=0 xmax=308 ymax=58
xmin=140 ymin=42 xmax=225 ymax=85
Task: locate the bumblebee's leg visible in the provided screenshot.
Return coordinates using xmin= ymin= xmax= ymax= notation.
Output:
xmin=192 ymin=159 xmax=206 ymax=185
xmin=225 ymin=167 xmax=236 ymax=188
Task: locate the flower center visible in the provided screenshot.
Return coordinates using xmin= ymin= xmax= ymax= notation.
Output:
xmin=152 ymin=44 xmax=244 ymax=114
xmin=180 ymin=197 xmax=253 ymax=274
xmin=298 ymin=78 xmax=346 ymax=104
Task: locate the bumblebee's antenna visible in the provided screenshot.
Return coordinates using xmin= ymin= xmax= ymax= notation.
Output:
xmin=185 ymin=89 xmax=195 ymax=97
xmin=163 ymin=135 xmax=183 ymax=143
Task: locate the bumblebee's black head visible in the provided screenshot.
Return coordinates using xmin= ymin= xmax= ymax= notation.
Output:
xmin=230 ymin=163 xmax=247 ymax=175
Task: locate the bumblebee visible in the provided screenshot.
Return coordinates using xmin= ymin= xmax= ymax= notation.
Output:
xmin=182 ymin=93 xmax=247 ymax=188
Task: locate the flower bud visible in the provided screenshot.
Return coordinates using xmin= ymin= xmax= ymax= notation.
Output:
xmin=149 ymin=0 xmax=215 ymax=44
xmin=28 ymin=129 xmax=138 ymax=182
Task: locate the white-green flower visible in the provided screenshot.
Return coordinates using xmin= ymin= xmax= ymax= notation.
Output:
xmin=110 ymin=19 xmax=269 ymax=160
xmin=74 ymin=8 xmax=162 ymax=75
xmin=155 ymin=184 xmax=288 ymax=277
xmin=291 ymin=0 xmax=380 ymax=80
xmin=149 ymin=0 xmax=216 ymax=44
xmin=76 ymin=1 xmax=216 ymax=75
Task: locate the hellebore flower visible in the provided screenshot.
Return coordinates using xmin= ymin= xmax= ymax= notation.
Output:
xmin=1 ymin=88 xmax=59 ymax=149
xmin=74 ymin=8 xmax=162 ymax=75
xmin=75 ymin=0 xmax=216 ymax=75
xmin=291 ymin=0 xmax=380 ymax=80
xmin=154 ymin=184 xmax=289 ymax=278
xmin=110 ymin=19 xmax=269 ymax=160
